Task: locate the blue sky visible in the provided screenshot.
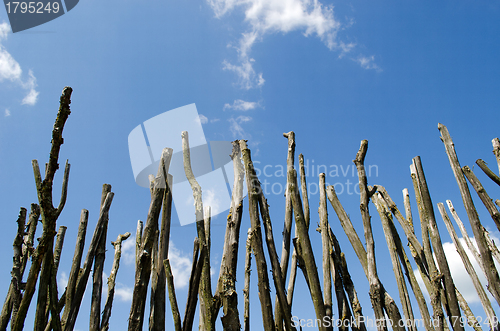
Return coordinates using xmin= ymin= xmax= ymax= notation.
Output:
xmin=1 ymin=0 xmax=500 ymax=330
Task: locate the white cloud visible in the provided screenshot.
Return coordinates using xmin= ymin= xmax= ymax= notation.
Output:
xmin=223 ymin=99 xmax=260 ymax=111
xmin=115 ymin=286 xmax=134 ymax=302
xmin=414 ymin=236 xmax=500 ymax=304
xmin=228 ymin=115 xmax=252 ymax=138
xmin=354 ymin=55 xmax=381 ymax=72
xmin=21 ymin=70 xmax=39 ymax=105
xmin=58 ymin=271 xmax=68 ymax=294
xmin=209 ymin=0 xmax=354 ymax=88
xmin=169 ymin=242 xmax=192 ymax=289
xmin=197 ymin=114 xmax=209 ymax=124
xmin=121 ymin=234 xmax=137 ymax=266
xmin=0 ymin=22 xmax=40 ymax=106
xmin=5 ymin=108 xmax=10 ymax=117
xmin=210 ymin=118 xmax=220 ymax=123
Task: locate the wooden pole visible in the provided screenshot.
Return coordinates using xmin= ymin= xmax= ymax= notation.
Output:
xmin=239 ymin=140 xmax=275 ymax=331
xmin=437 ymin=203 xmax=498 ymax=331
xmin=439 ymin=123 xmax=500 ymax=305
xmin=100 ymin=232 xmax=131 ymax=331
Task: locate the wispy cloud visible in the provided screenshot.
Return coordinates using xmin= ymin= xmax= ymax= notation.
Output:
xmin=4 ymin=108 xmax=10 ymax=117
xmin=354 ymin=55 xmax=381 ymax=72
xmin=169 ymin=242 xmax=192 ymax=289
xmin=208 ymin=0 xmax=356 ymax=88
xmin=0 ymin=22 xmax=40 ymax=107
xmin=415 ymin=235 xmax=500 ymax=304
xmin=223 ymin=99 xmax=260 ymax=111
xmin=228 ymin=115 xmax=252 ymax=138
xmin=197 ymin=114 xmax=209 ymax=124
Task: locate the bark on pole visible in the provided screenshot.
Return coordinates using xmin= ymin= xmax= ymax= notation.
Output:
xmin=183 ymin=239 xmax=206 ymax=331
xmin=136 ymin=220 xmax=143 ymax=266
xmin=353 ymin=140 xmax=386 ymax=331
xmin=286 ymin=153 xmax=309 ymax=308
xmin=437 ymin=203 xmax=498 ymax=331
xmin=153 ymin=172 xmax=173 ymax=331
xmin=128 ymin=176 xmax=164 ymax=331
xmin=163 ymin=259 xmax=181 ymax=331
xmin=326 ymin=184 xmax=404 ymax=331
xmin=13 ymin=87 xmax=73 ymax=331
xmin=243 ymin=229 xmax=252 ymax=331
xmin=475 ymin=159 xmax=500 ymax=187
xmin=258 ymin=183 xmax=295 ymax=331
xmin=275 ymin=131 xmax=295 ymax=331
xmin=493 ymin=138 xmax=500 ymax=175
xmin=319 ymin=173 xmax=333 ymax=330
xmin=1 ymin=204 xmax=39 ymax=331
xmin=65 ymin=193 xmax=114 ymax=331
xmin=462 ymin=165 xmax=500 ymax=232
xmin=10 ymin=208 xmax=27 ymax=329
xmin=100 ymin=232 xmax=131 ymax=331
xmin=216 ymin=141 xmax=244 ymax=331
xmin=371 ymin=192 xmax=416 ymax=331
xmin=376 ymin=187 xmax=434 ymax=331
xmin=403 ymin=188 xmax=414 ymax=229
xmin=181 ymin=132 xmax=214 ymax=331
xmin=414 ymin=156 xmax=464 ymax=331
xmin=289 ymin=169 xmax=327 ymax=331
xmin=410 ymin=163 xmax=446 ymax=331
xmin=90 ymin=184 xmax=112 ymax=331
xmin=239 ymin=139 xmax=275 ymax=331
xmin=60 ymin=209 xmax=88 ymax=329
xmin=329 ymin=229 xmax=367 ymax=331
xmin=438 ymin=123 xmax=500 ymax=305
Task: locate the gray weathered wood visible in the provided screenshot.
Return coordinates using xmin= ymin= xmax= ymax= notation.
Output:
xmin=439 ymin=123 xmax=500 ymax=306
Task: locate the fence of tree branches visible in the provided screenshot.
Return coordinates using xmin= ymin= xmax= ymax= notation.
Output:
xmin=1 ymin=87 xmax=500 ymax=331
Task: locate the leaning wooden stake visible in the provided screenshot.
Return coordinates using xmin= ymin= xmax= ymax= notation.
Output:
xmin=239 ymin=140 xmax=275 ymax=331
xmin=128 ymin=174 xmax=164 ymax=331
xmin=371 ymin=192 xmax=416 ymax=331
xmin=353 ymin=141 xmax=387 ymax=331
xmin=439 ymin=123 xmax=500 ymax=305
xmin=90 ymin=184 xmax=112 ymax=331
xmin=437 ymin=203 xmax=498 ymax=331
xmin=319 ymin=173 xmax=333 ymax=330
xmin=493 ymin=138 xmax=500 ymax=174
xmin=275 ymin=131 xmax=295 ymax=331
xmin=290 ymin=169 xmax=327 ymax=331
xmin=462 ymin=165 xmax=500 ymax=232
xmin=12 ymin=87 xmax=72 ymax=331
xmin=182 ymin=132 xmax=215 ymax=331
xmin=65 ymin=193 xmax=114 ymax=331
xmin=163 ymin=259 xmax=181 ymax=331
xmin=413 ymin=156 xmax=464 ymax=331
xmin=100 ymin=232 xmax=131 ymax=331
xmin=475 ymin=159 xmax=500 ymax=187
xmin=243 ymin=229 xmax=252 ymax=331
xmin=216 ymin=141 xmax=244 ymax=331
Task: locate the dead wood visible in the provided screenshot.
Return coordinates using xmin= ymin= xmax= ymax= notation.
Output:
xmin=290 ymin=169 xmax=327 ymax=331
xmin=243 ymin=229 xmax=252 ymax=331
xmin=163 ymin=259 xmax=182 ymax=331
xmin=100 ymin=232 xmax=131 ymax=331
xmin=318 ymin=174 xmax=333 ymax=330
xmin=216 ymin=142 xmax=244 ymax=331
xmin=275 ymin=131 xmax=295 ymax=331
xmin=493 ymin=138 xmax=500 ymax=174
xmin=65 ymin=193 xmax=114 ymax=331
xmin=60 ymin=209 xmax=88 ymax=329
xmin=462 ymin=165 xmax=500 ymax=232
xmin=438 ymin=203 xmax=497 ymax=331
xmin=239 ymin=140 xmax=275 ymax=331
xmin=476 ymin=159 xmax=500 ymax=187
xmin=90 ymin=184 xmax=112 ymax=331
xmin=439 ymin=123 xmax=500 ymax=306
